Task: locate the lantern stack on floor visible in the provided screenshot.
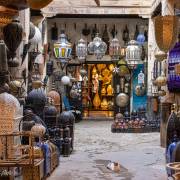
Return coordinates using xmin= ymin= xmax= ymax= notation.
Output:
xmin=111 ymin=108 xmax=160 ymax=133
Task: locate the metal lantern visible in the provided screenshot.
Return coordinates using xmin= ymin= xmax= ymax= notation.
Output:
xmin=154 ymin=15 xmax=179 ymax=53
xmin=27 ymin=0 xmax=53 ymax=10
xmin=88 ymin=33 xmax=107 ymax=60
xmin=126 ymin=40 xmax=142 ymax=69
xmin=3 ymin=19 xmax=23 ymax=66
xmin=76 ymin=38 xmax=87 ymax=62
xmin=109 ymin=37 xmax=121 ymax=61
xmin=26 ymin=87 xmax=46 ymax=116
xmin=54 ymin=31 xmax=72 ymax=63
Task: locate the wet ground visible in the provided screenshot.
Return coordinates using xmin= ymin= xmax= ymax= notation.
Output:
xmin=48 ymin=120 xmax=167 ymax=180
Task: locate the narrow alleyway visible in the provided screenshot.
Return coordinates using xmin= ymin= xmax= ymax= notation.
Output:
xmin=48 ymin=120 xmax=167 ymax=180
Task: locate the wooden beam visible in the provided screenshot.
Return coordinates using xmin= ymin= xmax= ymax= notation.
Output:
xmin=42 ymin=5 xmax=151 ymax=17
xmin=94 ymin=0 xmax=100 ymax=6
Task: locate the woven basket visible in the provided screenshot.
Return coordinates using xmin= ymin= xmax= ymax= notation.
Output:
xmin=27 ymin=0 xmax=53 ymax=9
xmin=154 ymin=15 xmax=179 ymax=53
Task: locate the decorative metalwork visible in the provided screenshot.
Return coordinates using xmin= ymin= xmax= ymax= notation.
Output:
xmin=126 ymin=40 xmax=142 ymax=69
xmin=88 ymin=33 xmax=107 ymax=60
xmin=54 ymin=31 xmax=72 ymax=63
xmin=76 ymin=38 xmax=87 ymax=62
xmin=109 ymin=37 xmax=121 ymax=61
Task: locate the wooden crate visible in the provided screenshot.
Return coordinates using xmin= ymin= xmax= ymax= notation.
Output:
xmin=22 ymin=159 xmax=44 ymax=180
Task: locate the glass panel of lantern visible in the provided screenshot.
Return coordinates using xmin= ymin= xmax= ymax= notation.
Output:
xmin=88 ymin=34 xmax=107 ymax=60
xmin=109 ymin=37 xmax=121 ymax=61
xmin=54 ymin=30 xmax=72 ymax=63
xmin=126 ymin=40 xmax=142 ymax=69
xmin=76 ymin=38 xmax=87 ymax=62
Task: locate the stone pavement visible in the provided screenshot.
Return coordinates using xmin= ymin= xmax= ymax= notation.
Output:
xmin=48 ymin=120 xmax=167 ymax=180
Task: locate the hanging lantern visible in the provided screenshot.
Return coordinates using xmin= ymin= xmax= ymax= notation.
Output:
xmin=126 ymin=40 xmax=142 ymax=69
xmin=0 ymin=6 xmax=18 ymax=27
xmin=3 ymin=19 xmax=23 ymax=67
xmin=109 ymin=37 xmax=121 ymax=61
xmin=29 ymin=26 xmax=42 ymax=44
xmin=154 ymin=15 xmax=179 ymax=53
xmin=0 ymin=0 xmax=28 ymax=10
xmin=0 ymin=40 xmax=9 ymax=84
xmin=54 ymin=30 xmax=72 ymax=63
xmin=46 ymin=60 xmax=54 ymax=76
xmin=88 ymin=33 xmax=107 ymax=60
xmin=154 ymin=50 xmax=167 ymax=62
xmin=76 ymin=38 xmax=87 ymax=62
xmin=137 ymin=33 xmax=145 ymax=46
xmin=51 ymin=23 xmax=58 ymax=41
xmin=155 ymin=73 xmax=167 ymax=87
xmin=27 ymin=0 xmax=53 ymax=10
xmin=61 ymin=76 xmax=70 ymax=85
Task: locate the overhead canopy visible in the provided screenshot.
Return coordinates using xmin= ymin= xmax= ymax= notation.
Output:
xmin=41 ymin=0 xmax=153 ymax=18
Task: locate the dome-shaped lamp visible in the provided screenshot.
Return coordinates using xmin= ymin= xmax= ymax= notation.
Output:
xmin=58 ymin=111 xmax=75 ymax=126
xmin=88 ymin=33 xmax=107 ymax=60
xmin=76 ymin=38 xmax=87 ymax=63
xmin=109 ymin=37 xmax=121 ymax=61
xmin=0 ymin=92 xmax=22 ymax=135
xmin=54 ymin=30 xmax=72 ymax=63
xmin=61 ymin=76 xmax=70 ymax=85
xmin=126 ymin=40 xmax=142 ymax=69
xmin=26 ymin=86 xmax=46 ymax=116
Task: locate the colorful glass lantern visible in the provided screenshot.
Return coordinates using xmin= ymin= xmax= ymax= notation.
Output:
xmin=76 ymin=38 xmax=87 ymax=62
xmin=126 ymin=40 xmax=142 ymax=69
xmin=109 ymin=37 xmax=121 ymax=61
xmin=88 ymin=33 xmax=107 ymax=60
xmin=54 ymin=31 xmax=72 ymax=63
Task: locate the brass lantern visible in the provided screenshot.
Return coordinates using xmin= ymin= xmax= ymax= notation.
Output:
xmin=154 ymin=15 xmax=179 ymax=53
xmin=27 ymin=0 xmax=53 ymax=10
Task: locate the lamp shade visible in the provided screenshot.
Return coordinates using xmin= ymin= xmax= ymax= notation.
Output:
xmin=54 ymin=31 xmax=72 ymax=62
xmin=27 ymin=0 xmax=53 ymax=10
xmin=154 ymin=15 xmax=179 ymax=53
